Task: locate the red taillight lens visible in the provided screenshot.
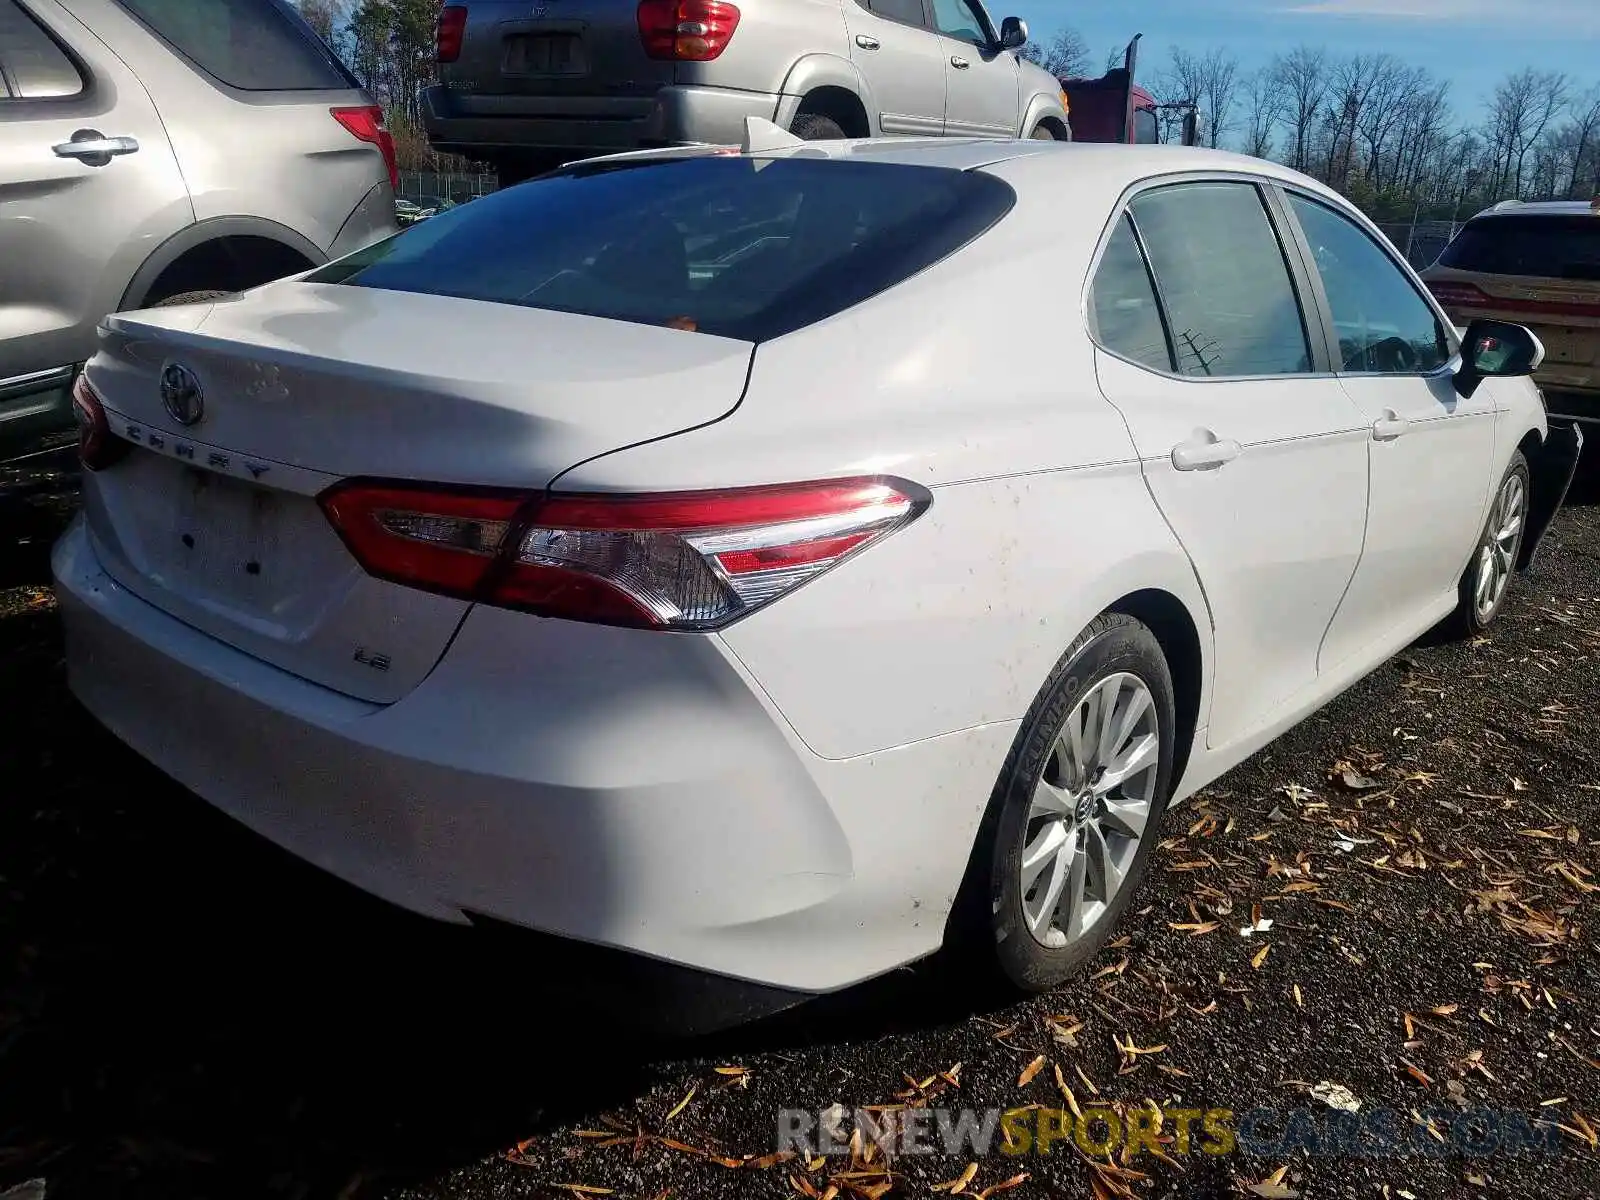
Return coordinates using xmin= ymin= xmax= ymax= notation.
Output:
xmin=436 ymin=5 xmax=467 ymax=63
xmin=320 ymin=477 xmax=927 ymax=630
xmin=1426 ymin=281 xmax=1494 ymax=310
xmin=637 ymin=0 xmax=740 ymax=61
xmin=72 ymin=375 xmax=127 ymax=472
xmin=331 ymin=104 xmax=399 ymax=192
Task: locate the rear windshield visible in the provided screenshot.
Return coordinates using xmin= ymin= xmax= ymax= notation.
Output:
xmin=1437 ymin=215 xmax=1600 ymax=281
xmin=309 ymin=156 xmax=1016 ymax=341
xmin=116 ymin=0 xmax=355 ymax=91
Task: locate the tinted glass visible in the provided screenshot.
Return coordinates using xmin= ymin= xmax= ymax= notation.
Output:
xmin=0 ymin=0 xmax=85 ymax=98
xmin=1288 ymin=194 xmax=1449 ymax=374
xmin=867 ymin=0 xmax=925 ymax=25
xmin=1132 ymin=108 xmax=1159 ymax=145
xmin=312 ymin=156 xmax=1016 ymax=341
xmin=930 ymin=0 xmax=985 ymax=43
xmin=1091 ymin=216 xmax=1172 ymax=371
xmin=116 ymin=0 xmax=352 ymax=90
xmin=1131 ymin=182 xmax=1311 ymax=377
xmin=1438 ymin=215 xmax=1600 ymax=282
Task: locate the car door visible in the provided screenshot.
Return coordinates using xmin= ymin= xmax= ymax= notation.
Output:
xmin=1090 ymin=179 xmax=1371 ymax=752
xmin=0 ymin=0 xmax=188 ymax=447
xmin=1282 ymin=189 xmax=1501 ymax=672
xmin=927 ymin=0 xmax=1018 ymax=137
xmin=840 ymin=0 xmax=946 ymax=137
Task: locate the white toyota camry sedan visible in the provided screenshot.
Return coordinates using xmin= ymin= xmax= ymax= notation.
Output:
xmin=54 ymin=126 xmax=1581 ymax=1027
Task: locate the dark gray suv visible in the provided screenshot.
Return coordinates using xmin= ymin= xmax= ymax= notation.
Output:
xmin=422 ymin=0 xmax=1071 ymax=185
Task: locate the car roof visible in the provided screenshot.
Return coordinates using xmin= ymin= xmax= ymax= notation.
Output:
xmin=1467 ymin=199 xmax=1600 ymax=221
xmin=578 ymin=136 xmax=1332 ymax=193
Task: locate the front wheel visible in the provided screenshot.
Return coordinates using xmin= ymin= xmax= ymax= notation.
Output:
xmin=971 ymin=613 xmax=1177 ymax=994
xmin=1030 ymin=123 xmax=1058 ymax=141
xmin=1448 ymin=451 xmax=1530 ymax=637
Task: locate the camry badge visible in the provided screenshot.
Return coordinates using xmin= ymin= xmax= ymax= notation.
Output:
xmin=160 ymin=363 xmax=205 ymax=427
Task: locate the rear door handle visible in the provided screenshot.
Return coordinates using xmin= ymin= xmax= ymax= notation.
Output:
xmin=1371 ymin=409 xmax=1410 ymax=441
xmin=1171 ymin=430 xmax=1242 ymax=472
xmin=855 ymin=34 xmax=879 ymax=49
xmin=950 ymin=55 xmax=970 ymax=69
xmin=52 ymin=132 xmax=139 ymax=166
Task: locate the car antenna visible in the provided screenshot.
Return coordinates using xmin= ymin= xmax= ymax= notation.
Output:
xmin=741 ymin=116 xmax=806 ymax=154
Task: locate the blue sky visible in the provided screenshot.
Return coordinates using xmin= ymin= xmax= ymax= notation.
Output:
xmin=1017 ymin=0 xmax=1599 ymax=124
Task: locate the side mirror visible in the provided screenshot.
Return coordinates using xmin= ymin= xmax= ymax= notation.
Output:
xmin=999 ymin=16 xmax=1027 ymax=49
xmin=1454 ymin=318 xmax=1545 ymax=399
xmin=1181 ymin=110 xmax=1199 ymax=147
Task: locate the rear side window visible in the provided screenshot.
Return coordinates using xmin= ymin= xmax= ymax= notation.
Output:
xmin=116 ymin=0 xmax=353 ymax=91
xmin=0 ymin=0 xmax=85 ymax=99
xmin=1090 ymin=216 xmax=1172 ymax=371
xmin=864 ymin=0 xmax=926 ymax=26
xmin=312 ymin=156 xmax=1017 ymax=341
xmin=1131 ymin=181 xmax=1312 ymax=377
xmin=1438 ymin=215 xmax=1600 ymax=281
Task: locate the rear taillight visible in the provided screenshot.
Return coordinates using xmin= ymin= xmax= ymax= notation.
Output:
xmin=332 ymin=104 xmax=399 ymax=192
xmin=637 ymin=0 xmax=740 ymax=61
xmin=320 ymin=477 xmax=927 ymax=630
xmin=1426 ymin=281 xmax=1495 ymax=310
xmin=436 ymin=5 xmax=467 ymax=63
xmin=72 ymin=375 xmax=127 ymax=472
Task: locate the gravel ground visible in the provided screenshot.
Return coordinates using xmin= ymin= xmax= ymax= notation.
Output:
xmin=2 ymin=459 xmax=1598 ymax=1200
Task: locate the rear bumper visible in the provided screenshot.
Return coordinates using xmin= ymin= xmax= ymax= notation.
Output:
xmin=420 ymin=83 xmax=781 ymax=160
xmin=54 ymin=519 xmax=1010 ymax=1007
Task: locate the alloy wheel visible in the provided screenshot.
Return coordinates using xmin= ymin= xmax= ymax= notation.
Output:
xmin=1473 ymin=472 xmax=1526 ymax=623
xmin=1020 ymin=672 xmax=1160 ymax=950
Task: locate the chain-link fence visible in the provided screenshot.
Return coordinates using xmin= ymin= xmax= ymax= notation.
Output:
xmin=1374 ymin=220 xmax=1462 ymax=270
xmin=396 ymin=169 xmax=499 ymax=205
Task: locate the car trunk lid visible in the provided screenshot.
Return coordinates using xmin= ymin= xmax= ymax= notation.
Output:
xmin=79 ymin=284 xmax=753 ymax=703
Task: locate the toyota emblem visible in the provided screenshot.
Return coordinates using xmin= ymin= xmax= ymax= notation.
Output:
xmin=160 ymin=363 xmax=205 ymax=426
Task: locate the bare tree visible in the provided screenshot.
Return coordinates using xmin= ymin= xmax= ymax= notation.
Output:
xmin=1274 ymin=46 xmax=1330 ymax=174
xmin=1018 ymin=27 xmax=1090 ymax=79
xmin=1157 ymin=47 xmax=1239 ymax=149
xmin=1241 ymin=68 xmax=1285 ymax=159
xmin=296 ymin=0 xmax=347 ymax=51
xmin=1560 ymin=84 xmax=1600 ymax=198
xmin=1485 ymin=68 xmax=1570 ymax=197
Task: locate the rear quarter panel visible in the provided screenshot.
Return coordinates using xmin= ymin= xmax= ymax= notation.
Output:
xmin=554 ymin=155 xmax=1214 ymax=759
xmin=678 ymin=0 xmax=852 ymax=94
xmin=66 ymin=0 xmax=390 ymax=253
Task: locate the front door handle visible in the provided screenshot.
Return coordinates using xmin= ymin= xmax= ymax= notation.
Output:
xmin=1171 ymin=429 xmax=1242 ymax=472
xmin=854 ymin=34 xmax=879 ymax=49
xmin=950 ymin=55 xmax=971 ymax=69
xmin=52 ymin=131 xmax=140 ymax=167
xmin=1371 ymin=409 xmax=1410 ymax=441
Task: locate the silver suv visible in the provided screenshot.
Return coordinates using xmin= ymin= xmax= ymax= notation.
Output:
xmin=0 ymin=0 xmax=398 ymax=462
xmin=422 ymin=0 xmax=1070 ymax=185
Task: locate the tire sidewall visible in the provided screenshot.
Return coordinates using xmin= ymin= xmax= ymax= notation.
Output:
xmin=987 ymin=616 xmax=1177 ymax=992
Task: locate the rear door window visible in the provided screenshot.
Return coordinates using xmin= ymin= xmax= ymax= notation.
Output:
xmin=1130 ymin=181 xmax=1313 ymax=377
xmin=1439 ymin=215 xmax=1600 ymax=281
xmin=115 ymin=0 xmax=354 ymax=91
xmin=312 ymin=155 xmax=1017 ymax=341
xmin=0 ymin=0 xmax=86 ymax=99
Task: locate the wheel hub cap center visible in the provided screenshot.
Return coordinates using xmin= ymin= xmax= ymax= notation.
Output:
xmin=1074 ymin=791 xmax=1096 ymax=823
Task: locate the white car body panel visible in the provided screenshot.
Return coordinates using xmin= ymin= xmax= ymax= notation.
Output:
xmin=53 ymin=139 xmax=1553 ymax=1000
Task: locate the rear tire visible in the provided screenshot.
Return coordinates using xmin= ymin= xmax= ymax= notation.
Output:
xmin=1446 ymin=451 xmax=1530 ymax=638
xmin=151 ymin=290 xmax=230 ymax=307
xmin=957 ymin=613 xmax=1177 ymax=994
xmin=791 ymin=112 xmax=847 ymax=141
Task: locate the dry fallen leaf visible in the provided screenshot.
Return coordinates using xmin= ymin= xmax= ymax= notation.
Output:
xmin=931 ymin=1163 xmax=980 ymax=1194
xmin=664 ymin=1083 xmax=697 ymax=1122
xmin=1017 ymin=1055 xmax=1048 ymax=1088
xmin=1251 ymin=943 xmax=1272 ymax=969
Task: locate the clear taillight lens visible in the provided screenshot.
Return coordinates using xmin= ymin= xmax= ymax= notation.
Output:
xmin=320 ymin=478 xmax=928 ymax=630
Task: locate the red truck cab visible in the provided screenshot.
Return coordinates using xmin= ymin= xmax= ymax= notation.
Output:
xmin=1060 ymin=35 xmax=1197 ymax=146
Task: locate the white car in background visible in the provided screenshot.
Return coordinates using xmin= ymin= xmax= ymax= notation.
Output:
xmin=52 ymin=126 xmax=1580 ymax=1029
